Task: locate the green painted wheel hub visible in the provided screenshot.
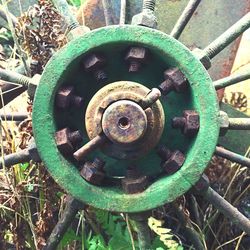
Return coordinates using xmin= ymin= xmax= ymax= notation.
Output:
xmin=33 ymin=25 xmax=220 ymax=212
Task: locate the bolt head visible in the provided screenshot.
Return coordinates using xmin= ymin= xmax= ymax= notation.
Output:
xmin=125 ymin=47 xmax=149 ymax=62
xmin=55 ymin=128 xmax=73 ymax=154
xmin=164 ymin=68 xmax=188 ymax=93
xmin=219 ymin=111 xmax=229 ymax=136
xmin=194 ymin=174 xmax=209 ymax=193
xmin=28 ymin=74 xmax=41 ymax=99
xmin=193 ymin=48 xmax=211 ymax=69
xmin=83 ymin=53 xmax=106 ymax=72
xmin=183 ymin=110 xmax=200 ymax=136
xmin=122 ymin=176 xmax=148 ymax=194
xmin=161 ymin=150 xmax=185 ymax=174
xmin=56 ymin=87 xmax=74 ymax=109
xmin=80 ymin=162 xmax=105 ymax=185
xmin=28 ymin=138 xmax=41 ymax=162
xmin=131 ymin=10 xmax=157 ymax=29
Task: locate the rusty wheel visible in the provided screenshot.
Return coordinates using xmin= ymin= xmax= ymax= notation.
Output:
xmin=0 ymin=1 xmax=249 ymax=249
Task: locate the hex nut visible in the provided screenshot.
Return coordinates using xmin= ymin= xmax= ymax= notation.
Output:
xmin=80 ymin=162 xmax=105 ymax=185
xmin=159 ymin=68 xmax=188 ymax=95
xmin=193 ymin=174 xmax=210 ymax=193
xmin=83 ymin=53 xmax=106 ymax=73
xmin=122 ymin=176 xmax=148 ymax=194
xmin=132 ymin=10 xmax=157 ymax=29
xmin=165 ymin=68 xmax=187 ymax=91
xmin=56 ymin=86 xmax=74 ymax=109
xmin=161 ymin=150 xmax=185 ymax=175
xmin=193 ymin=48 xmax=211 ymax=70
xmin=56 ymin=87 xmax=83 ymax=109
xmin=125 ymin=47 xmax=149 ymax=62
xmin=28 ymin=138 xmax=41 ymax=162
xmin=219 ymin=111 xmax=229 ymax=136
xmin=183 ymin=110 xmax=200 ymax=136
xmin=55 ymin=128 xmax=74 ymax=154
xmin=28 ymin=74 xmax=41 ymax=99
xmin=67 ymin=26 xmax=90 ymax=41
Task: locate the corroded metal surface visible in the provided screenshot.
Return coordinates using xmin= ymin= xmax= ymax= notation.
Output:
xmin=85 ymin=81 xmax=164 ymax=160
xmin=79 ymin=0 xmax=249 ymax=80
xmin=219 ymin=103 xmax=250 ymax=154
xmin=102 ymin=100 xmax=148 ymax=144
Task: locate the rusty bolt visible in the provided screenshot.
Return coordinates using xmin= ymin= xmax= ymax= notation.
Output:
xmin=218 ymin=111 xmax=230 ymax=136
xmin=193 ymin=174 xmax=210 ymax=193
xmin=82 ymin=53 xmax=108 ymax=83
xmin=161 ymin=149 xmax=186 ymax=175
xmin=80 ymin=157 xmax=105 ymax=185
xmin=157 ymin=145 xmax=172 ymax=161
xmin=55 ymin=128 xmax=83 ymax=154
xmin=121 ymin=166 xmax=148 ymax=194
xmin=56 ymin=86 xmax=84 ymax=109
xmin=131 ymin=9 xmax=157 ymax=29
xmin=172 ymin=110 xmax=200 ymax=137
xmin=158 ymin=68 xmax=188 ymax=95
xmin=192 ymin=48 xmax=211 ymax=70
xmin=125 ymin=47 xmax=149 ymax=73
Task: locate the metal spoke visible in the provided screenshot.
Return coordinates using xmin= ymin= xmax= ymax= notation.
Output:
xmin=0 ymin=65 xmax=30 ymax=108
xmin=140 ymin=88 xmax=161 ymax=109
xmin=0 ymin=139 xmax=40 ymax=169
xmin=203 ymin=12 xmax=250 ymax=59
xmin=0 ymin=113 xmax=28 ymax=121
xmin=73 ymin=134 xmax=107 ymax=161
xmin=0 ymin=68 xmax=40 ymax=99
xmin=194 ymin=175 xmax=250 ymax=235
xmin=203 ymin=187 xmax=250 ymax=234
xmin=171 ymin=203 xmax=204 ymax=250
xmin=228 ymin=118 xmax=250 ymax=130
xmin=44 ymin=196 xmax=84 ymax=250
xmin=129 ymin=212 xmax=152 ymax=250
xmin=214 ymin=70 xmax=250 ymax=90
xmin=102 ymin=0 xmax=114 ymax=25
xmin=215 ymin=146 xmax=250 ymax=167
xmin=0 ymin=68 xmax=32 ymax=88
xmin=170 ymin=0 xmax=202 ymax=39
xmin=120 ymin=0 xmax=127 ymax=25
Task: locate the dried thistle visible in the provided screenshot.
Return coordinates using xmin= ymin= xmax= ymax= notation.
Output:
xmin=15 ymin=0 xmax=67 ymax=74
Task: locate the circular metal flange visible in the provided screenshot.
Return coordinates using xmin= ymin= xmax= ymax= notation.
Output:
xmin=33 ymin=25 xmax=220 ymax=212
xmin=85 ymin=81 xmax=164 ymax=160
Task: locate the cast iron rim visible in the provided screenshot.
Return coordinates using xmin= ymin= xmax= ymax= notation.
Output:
xmin=32 ymin=25 xmax=220 ymax=212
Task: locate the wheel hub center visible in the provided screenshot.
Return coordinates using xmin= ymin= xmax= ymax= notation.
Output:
xmin=85 ymin=81 xmax=165 ymax=159
xmin=102 ymin=100 xmax=147 ymax=145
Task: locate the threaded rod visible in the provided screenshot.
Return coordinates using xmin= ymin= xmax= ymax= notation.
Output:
xmin=214 ymin=70 xmax=250 ymax=90
xmin=143 ymin=0 xmax=156 ymax=12
xmin=204 ymin=13 xmax=250 ymax=59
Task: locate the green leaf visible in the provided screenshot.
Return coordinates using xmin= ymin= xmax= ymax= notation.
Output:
xmin=152 ymin=236 xmax=167 ymax=249
xmin=67 ymin=0 xmax=86 ymax=7
xmin=20 ymin=162 xmax=29 ymax=171
xmin=59 ymin=228 xmax=81 ymax=248
xmin=108 ymin=235 xmax=132 ymax=250
xmin=87 ymin=235 xmax=107 ymax=250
